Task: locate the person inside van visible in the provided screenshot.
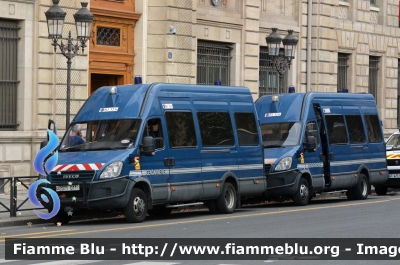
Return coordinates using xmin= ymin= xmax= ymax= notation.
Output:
xmin=149 ymin=120 xmax=159 ymax=138
xmin=70 ymin=124 xmax=85 ymax=146
xmin=147 ymin=119 xmax=163 ymax=149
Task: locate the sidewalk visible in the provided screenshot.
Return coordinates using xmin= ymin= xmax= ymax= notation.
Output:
xmin=0 ymin=192 xmax=52 ymax=227
xmin=0 ymin=193 xmax=121 ymax=227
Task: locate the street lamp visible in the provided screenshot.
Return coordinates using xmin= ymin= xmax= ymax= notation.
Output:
xmin=45 ymin=0 xmax=94 ymax=129
xmin=265 ymin=28 xmax=298 ymax=93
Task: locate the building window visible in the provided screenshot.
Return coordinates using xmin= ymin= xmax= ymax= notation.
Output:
xmin=0 ymin=20 xmax=20 ymax=130
xmin=259 ymin=47 xmax=286 ymax=96
xmin=96 ymin=27 xmax=120 ymax=46
xmin=338 ymin=53 xmax=349 ymax=93
xmin=370 ymin=0 xmax=376 ymax=6
xmin=197 ymin=41 xmax=232 ymax=86
xmin=398 ymin=59 xmax=400 ymax=126
xmin=369 ymin=56 xmax=379 ymax=102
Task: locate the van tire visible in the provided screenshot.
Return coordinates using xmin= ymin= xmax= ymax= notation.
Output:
xmin=124 ymin=188 xmax=147 ymax=223
xmin=207 ymin=200 xmax=219 ymax=214
xmin=353 ymin=174 xmax=369 ymax=200
xmin=374 ymin=185 xmax=388 ymax=196
xmin=51 ymin=211 xmax=71 ymax=225
xmin=216 ymin=182 xmax=237 ymax=214
xmin=147 ymin=205 xmax=172 ymax=216
xmin=293 ymin=178 xmax=309 ymax=206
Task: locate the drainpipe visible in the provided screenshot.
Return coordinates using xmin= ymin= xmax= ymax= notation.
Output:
xmin=306 ymin=0 xmax=312 ymax=92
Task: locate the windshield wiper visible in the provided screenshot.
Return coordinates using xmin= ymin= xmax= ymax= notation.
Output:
xmin=60 ymin=147 xmax=86 ymax=152
xmin=92 ymin=147 xmax=119 ymax=151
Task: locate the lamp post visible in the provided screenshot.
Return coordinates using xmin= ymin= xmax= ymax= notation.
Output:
xmin=265 ymin=28 xmax=298 ymax=93
xmin=45 ymin=0 xmax=94 ymax=129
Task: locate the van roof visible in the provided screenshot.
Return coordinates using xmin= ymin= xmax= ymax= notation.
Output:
xmin=73 ymin=83 xmax=252 ymax=122
xmin=256 ymin=92 xmax=377 ymax=123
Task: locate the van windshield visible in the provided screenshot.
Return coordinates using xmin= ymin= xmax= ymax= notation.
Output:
xmin=260 ymin=122 xmax=302 ymax=148
xmin=59 ymin=119 xmax=141 ymax=152
xmin=386 ymin=133 xmax=400 ymax=151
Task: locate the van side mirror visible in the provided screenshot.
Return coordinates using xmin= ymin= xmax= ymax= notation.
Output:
xmin=141 ymin=136 xmax=155 ymax=156
xmin=306 ymin=135 xmax=316 ymax=152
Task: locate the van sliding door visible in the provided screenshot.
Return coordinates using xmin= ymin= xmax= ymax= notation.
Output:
xmin=163 ymin=101 xmax=202 ymax=203
xmin=318 ymin=106 xmax=358 ymax=189
xmin=196 ymin=109 xmax=238 ymax=199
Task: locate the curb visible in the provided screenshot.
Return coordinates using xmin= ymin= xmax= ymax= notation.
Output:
xmin=0 ymin=213 xmax=123 ymax=227
xmin=0 ymin=217 xmax=49 ymax=227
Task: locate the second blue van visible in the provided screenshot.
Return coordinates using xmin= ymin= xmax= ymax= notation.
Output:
xmin=255 ymin=92 xmax=388 ymax=205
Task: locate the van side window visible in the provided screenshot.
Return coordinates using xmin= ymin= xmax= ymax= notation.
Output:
xmin=364 ymin=114 xmax=383 ymax=143
xmin=165 ymin=111 xmax=197 ymax=148
xmin=234 ymin=112 xmax=259 ymax=146
xmin=144 ymin=118 xmax=164 ymax=149
xmin=345 ymin=115 xmax=366 ymax=144
xmin=325 ymin=115 xmax=348 ymax=144
xmin=197 ymin=112 xmax=234 ymax=146
xmin=306 ymin=121 xmax=320 ymax=146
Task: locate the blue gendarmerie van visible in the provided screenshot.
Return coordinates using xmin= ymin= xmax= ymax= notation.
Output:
xmin=44 ymin=83 xmax=266 ymax=224
xmin=255 ymin=92 xmax=388 ymax=205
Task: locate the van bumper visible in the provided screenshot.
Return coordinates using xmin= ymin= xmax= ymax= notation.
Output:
xmin=377 ymin=176 xmax=400 ymax=188
xmin=49 ymin=176 xmax=134 ymax=211
xmin=265 ymin=169 xmax=300 ymax=196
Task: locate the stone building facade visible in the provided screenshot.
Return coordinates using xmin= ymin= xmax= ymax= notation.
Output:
xmin=0 ymin=0 xmax=399 ymax=190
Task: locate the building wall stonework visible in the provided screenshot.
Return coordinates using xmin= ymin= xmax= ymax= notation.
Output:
xmin=146 ymin=0 xmax=196 ymax=84
xmin=0 ymin=0 xmax=41 ymax=192
xmin=38 ymin=0 xmax=89 ymax=131
xmin=300 ymin=0 xmax=399 ymax=136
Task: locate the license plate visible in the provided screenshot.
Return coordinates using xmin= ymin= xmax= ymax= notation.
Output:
xmin=389 ymin=174 xmax=400 ymax=178
xmin=56 ymin=185 xmax=80 ymax=191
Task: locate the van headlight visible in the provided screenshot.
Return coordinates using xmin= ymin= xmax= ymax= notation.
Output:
xmin=274 ymin=157 xmax=292 ymax=171
xmin=99 ymin=162 xmax=123 ymax=179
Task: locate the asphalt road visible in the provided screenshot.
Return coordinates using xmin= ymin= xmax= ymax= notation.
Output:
xmin=1 ymin=193 xmax=400 ymax=265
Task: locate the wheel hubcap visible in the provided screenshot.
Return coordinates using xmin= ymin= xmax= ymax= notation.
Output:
xmin=361 ymin=179 xmax=367 ymax=196
xmin=224 ymin=188 xmax=235 ymax=209
xmin=300 ymin=184 xmax=309 ymax=201
xmin=133 ymin=196 xmax=145 ymax=216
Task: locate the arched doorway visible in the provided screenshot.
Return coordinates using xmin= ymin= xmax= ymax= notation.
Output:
xmin=89 ymin=1 xmax=140 ymax=94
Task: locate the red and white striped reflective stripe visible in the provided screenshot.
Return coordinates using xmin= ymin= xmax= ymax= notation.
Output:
xmin=52 ymin=163 xmax=104 ymax=172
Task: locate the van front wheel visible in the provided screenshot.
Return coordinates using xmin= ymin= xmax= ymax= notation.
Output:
xmin=293 ymin=178 xmax=309 ymax=206
xmin=216 ymin=183 xmax=237 ymax=214
xmin=124 ymin=188 xmax=147 ymax=223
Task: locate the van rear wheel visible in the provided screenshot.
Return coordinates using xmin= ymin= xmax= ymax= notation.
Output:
xmin=353 ymin=174 xmax=369 ymax=200
xmin=216 ymin=182 xmax=237 ymax=214
xmin=124 ymin=188 xmax=147 ymax=223
xmin=293 ymin=178 xmax=309 ymax=206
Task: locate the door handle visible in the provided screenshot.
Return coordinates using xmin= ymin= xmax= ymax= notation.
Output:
xmin=164 ymin=157 xmax=175 ymax=166
xmin=329 ymin=153 xmax=334 ymax=160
